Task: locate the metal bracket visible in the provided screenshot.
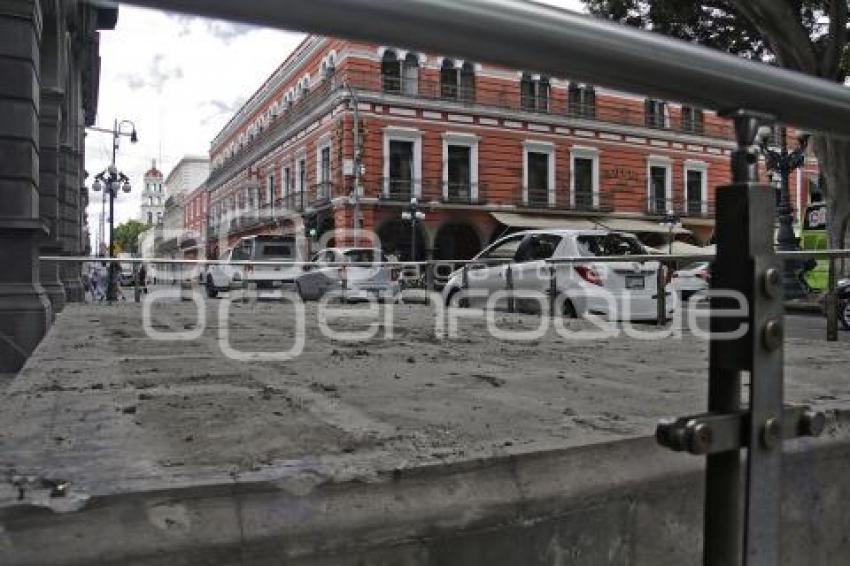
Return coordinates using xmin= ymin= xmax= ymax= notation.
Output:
xmin=656 ymin=405 xmax=825 ymax=455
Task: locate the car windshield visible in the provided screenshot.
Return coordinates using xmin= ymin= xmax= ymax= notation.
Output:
xmin=577 ymin=234 xmax=644 ymax=257
xmin=343 ymin=249 xmax=383 ymax=263
xmin=681 ymin=261 xmax=709 ymax=271
xmin=258 ymin=243 xmax=293 ymax=258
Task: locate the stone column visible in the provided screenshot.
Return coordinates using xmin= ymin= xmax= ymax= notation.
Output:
xmin=59 ymin=141 xmax=84 ymax=301
xmin=0 ymin=0 xmax=52 ymax=374
xmin=40 ymin=88 xmax=68 ymax=311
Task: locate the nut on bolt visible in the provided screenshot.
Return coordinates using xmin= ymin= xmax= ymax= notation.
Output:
xmin=800 ymin=410 xmax=826 ymax=437
xmin=762 ymin=418 xmax=782 ymax=449
xmin=689 ymin=422 xmax=714 ymax=454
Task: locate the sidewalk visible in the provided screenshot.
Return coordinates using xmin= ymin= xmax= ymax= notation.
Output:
xmin=785 ymin=293 xmax=825 ymax=314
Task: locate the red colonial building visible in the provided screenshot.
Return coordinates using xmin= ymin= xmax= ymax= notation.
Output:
xmin=206 ymin=35 xmax=821 ymax=260
xmin=181 ymin=183 xmax=208 ymax=260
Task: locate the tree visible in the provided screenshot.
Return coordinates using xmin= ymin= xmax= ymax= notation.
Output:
xmin=113 ymin=220 xmax=148 ymax=255
xmin=584 ymin=0 xmax=850 ymax=249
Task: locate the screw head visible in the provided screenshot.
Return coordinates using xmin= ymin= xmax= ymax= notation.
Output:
xmin=763 ymin=268 xmax=781 ymax=298
xmin=763 ymin=319 xmax=783 ymax=351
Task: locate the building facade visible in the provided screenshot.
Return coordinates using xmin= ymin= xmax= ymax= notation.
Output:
xmin=164 ymin=155 xmax=210 ymax=200
xmin=181 ymin=183 xmax=208 ymax=260
xmin=205 ymin=36 xmax=821 ymax=261
xmin=0 ymin=1 xmax=115 ymax=372
xmin=139 ymin=160 xmax=165 ymax=225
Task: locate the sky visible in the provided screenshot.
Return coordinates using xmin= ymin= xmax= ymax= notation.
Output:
xmin=85 ymin=0 xmax=586 ymax=249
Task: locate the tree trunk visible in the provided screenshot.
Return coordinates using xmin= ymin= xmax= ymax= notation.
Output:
xmin=813 ymin=136 xmax=850 ymax=252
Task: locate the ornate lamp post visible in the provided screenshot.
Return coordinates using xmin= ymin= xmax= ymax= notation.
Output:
xmin=88 ymin=118 xmax=138 ymax=302
xmin=401 ymin=197 xmax=425 ymax=261
xmin=757 ymin=125 xmax=810 ymax=298
xmin=659 ymin=210 xmax=681 ymax=255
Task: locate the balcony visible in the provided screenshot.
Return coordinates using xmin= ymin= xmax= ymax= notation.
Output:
xmin=517 ymin=187 xmax=613 ymax=212
xmin=379 ymin=178 xmax=416 ymax=202
xmin=344 ymin=69 xmax=733 ymax=139
xmin=646 ymin=198 xmax=714 ymax=218
xmin=440 ymin=182 xmax=486 ymax=205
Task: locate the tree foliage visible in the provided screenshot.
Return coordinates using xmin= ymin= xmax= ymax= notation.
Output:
xmin=584 ymin=0 xmax=850 ymax=245
xmin=113 ymin=220 xmax=147 ymax=255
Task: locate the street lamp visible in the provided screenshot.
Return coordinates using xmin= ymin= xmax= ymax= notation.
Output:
xmin=88 ymin=119 xmax=138 ymax=302
xmin=757 ymin=125 xmax=810 ymax=298
xmin=401 ymin=197 xmax=425 ymax=261
xmin=659 ymin=210 xmax=681 ymax=255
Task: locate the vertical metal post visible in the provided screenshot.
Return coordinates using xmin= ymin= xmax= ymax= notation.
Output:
xmin=548 ymin=264 xmax=557 ymax=318
xmin=826 ymin=257 xmax=838 ymax=342
xmin=505 ymin=264 xmax=515 ymax=313
xmin=656 ymin=260 xmax=666 ymax=327
xmin=706 ymin=110 xmax=785 ymax=566
xmin=461 ymin=264 xmax=469 ymax=308
xmin=425 ymin=259 xmax=435 ymax=297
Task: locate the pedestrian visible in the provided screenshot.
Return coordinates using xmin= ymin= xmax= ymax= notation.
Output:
xmin=92 ymin=267 xmax=105 ymax=301
xmin=138 ymin=264 xmax=148 ymax=294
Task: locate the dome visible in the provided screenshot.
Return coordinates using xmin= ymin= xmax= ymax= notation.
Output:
xmin=144 ymin=159 xmax=164 ymax=179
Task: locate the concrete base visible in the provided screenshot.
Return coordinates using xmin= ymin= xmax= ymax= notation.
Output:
xmin=61 ymin=262 xmax=85 ymax=303
xmin=2 ymin=303 xmax=850 ymax=564
xmin=38 ymin=258 xmax=65 ymax=315
xmin=0 ymin=283 xmax=51 ymax=374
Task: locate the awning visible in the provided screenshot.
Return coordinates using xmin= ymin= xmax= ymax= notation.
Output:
xmin=595 ymin=217 xmax=691 ymax=235
xmin=681 ymin=217 xmax=715 ymax=228
xmin=491 ymin=212 xmax=599 ymax=230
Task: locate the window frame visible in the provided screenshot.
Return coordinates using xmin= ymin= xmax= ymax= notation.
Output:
xmin=646 ymin=155 xmax=673 ymax=214
xmin=441 ymin=131 xmax=480 ymax=202
xmin=522 ymin=140 xmax=556 ymax=207
xmin=382 ymin=126 xmax=423 ymax=198
xmin=683 ymin=160 xmax=708 ymax=216
xmin=570 ymin=146 xmax=600 ymax=210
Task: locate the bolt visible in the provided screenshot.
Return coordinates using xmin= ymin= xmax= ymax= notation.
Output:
xmin=763 ymin=268 xmax=781 ymax=299
xmin=689 ymin=422 xmax=714 ymax=454
xmin=763 ymin=319 xmax=783 ymax=351
xmin=762 ymin=418 xmax=782 ymax=449
xmin=800 ymin=410 xmax=826 ymax=437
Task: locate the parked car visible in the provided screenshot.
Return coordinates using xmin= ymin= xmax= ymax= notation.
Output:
xmin=441 ymin=229 xmax=674 ymax=321
xmin=670 ymin=261 xmax=711 ymax=298
xmin=117 ymin=253 xmax=135 ymax=286
xmin=205 ymin=235 xmax=304 ymax=298
xmin=295 ymin=247 xmax=400 ymax=302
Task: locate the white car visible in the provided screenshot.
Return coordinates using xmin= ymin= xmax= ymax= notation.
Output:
xmin=205 ymin=235 xmax=304 ymax=298
xmin=670 ymin=261 xmax=711 ymax=298
xmin=441 ymin=229 xmax=675 ymax=321
xmin=295 ymin=247 xmax=400 ymax=302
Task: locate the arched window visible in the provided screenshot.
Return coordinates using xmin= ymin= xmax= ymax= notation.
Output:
xmin=440 ymin=59 xmax=458 ymax=99
xmin=568 ymin=83 xmax=596 ymax=118
xmin=520 ymin=73 xmax=536 ymax=111
xmin=381 ymin=50 xmax=401 ymax=93
xmin=402 ymin=53 xmax=419 ymax=95
xmin=459 ymin=62 xmax=475 ymax=102
xmin=537 ymin=76 xmax=550 ymax=112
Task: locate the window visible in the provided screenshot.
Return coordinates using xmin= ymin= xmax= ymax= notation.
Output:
xmin=267 ymin=174 xmax=276 ymax=205
xmin=383 ymin=128 xmax=422 ymax=199
xmin=381 ymin=50 xmax=401 ymax=93
xmin=523 ymin=141 xmax=555 ymax=207
xmin=481 ymin=234 xmax=525 ymax=261
xmin=647 ymin=160 xmax=671 ymax=214
xmin=318 ymin=145 xmax=331 ymax=199
xmin=520 ymin=73 xmax=550 ymax=112
xmin=577 ymin=233 xmax=643 ymax=257
xmin=440 ymin=59 xmax=458 ymax=99
xmin=645 ymin=99 xmax=668 ymax=129
xmin=571 ymin=149 xmax=599 ymax=210
xmin=681 ymin=106 xmax=704 ymax=134
xmin=447 ymin=145 xmax=471 ymax=200
xmin=389 ymin=140 xmax=414 ymax=198
xmin=402 ymin=53 xmax=419 ymax=95
xmin=147 ymin=212 xmax=152 ymax=224
xmin=459 ymin=62 xmax=475 ymax=102
xmin=568 ymin=83 xmax=596 ymax=118
xmin=684 ymin=163 xmax=708 ymax=216
xmin=283 ymin=166 xmax=291 ymax=199
xmin=515 ymin=234 xmax=562 ymax=262
xmin=527 ymin=152 xmax=550 ymax=205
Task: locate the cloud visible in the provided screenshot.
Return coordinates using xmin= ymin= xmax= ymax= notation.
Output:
xmin=166 ymin=13 xmax=259 ymax=43
xmin=201 ymin=97 xmax=247 ymax=125
xmin=120 ymin=53 xmax=184 ymax=93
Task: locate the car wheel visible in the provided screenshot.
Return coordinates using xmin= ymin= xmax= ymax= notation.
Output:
xmin=561 ymin=297 xmax=578 ymax=318
xmin=840 ymin=300 xmax=850 ymax=331
xmin=206 ymin=276 xmax=218 ymax=298
xmin=296 ymin=282 xmax=309 ymax=302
